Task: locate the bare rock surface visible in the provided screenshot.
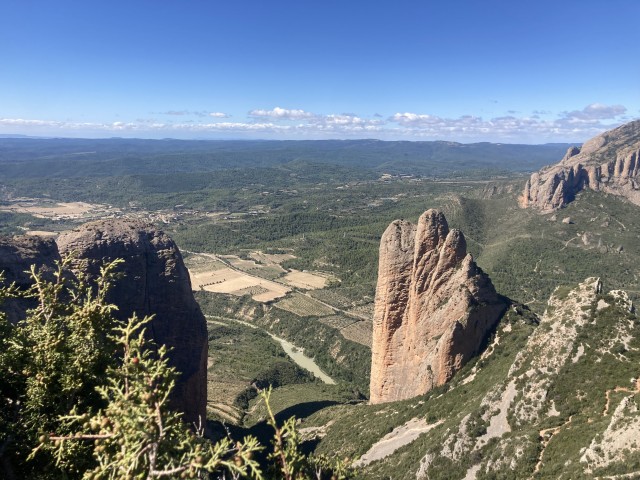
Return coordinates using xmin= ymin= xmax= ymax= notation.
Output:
xmin=354 ymin=417 xmax=443 ymax=467
xmin=0 ymin=235 xmax=60 ymax=283
xmin=0 ymin=235 xmax=61 ymax=322
xmin=521 ymin=120 xmax=640 ymax=212
xmin=369 ymin=209 xmax=507 ymax=404
xmin=358 ymin=275 xmax=639 ymax=478
xmin=56 ymin=219 xmax=207 ymax=425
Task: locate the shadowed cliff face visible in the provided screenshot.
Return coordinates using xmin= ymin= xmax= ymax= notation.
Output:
xmin=370 ymin=209 xmax=507 ymax=404
xmin=56 ymin=219 xmax=208 ymax=426
xmin=0 ymin=221 xmax=208 ymax=426
xmin=0 ymin=235 xmax=62 ymax=323
xmin=521 ymin=120 xmax=640 ymax=212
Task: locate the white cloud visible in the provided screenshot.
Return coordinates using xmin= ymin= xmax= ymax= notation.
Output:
xmin=317 ymin=114 xmax=383 ymax=127
xmin=392 ymin=112 xmax=445 ymax=126
xmin=559 ymin=103 xmax=627 ymax=125
xmin=244 ymin=108 xmax=384 ymax=133
xmin=158 ymin=109 xmax=227 ymax=118
xmin=0 ymin=118 xmax=61 ymax=127
xmin=322 ymin=114 xmax=363 ymax=125
xmin=161 ymin=110 xmax=190 ymax=116
xmin=0 ymin=103 xmax=634 ymax=142
xmin=388 ymin=103 xmax=632 ymax=142
xmin=248 ymin=106 xmax=315 ymax=120
xmin=0 ymin=118 xmax=149 ymax=132
xmin=171 ymin=122 xmax=290 ymax=132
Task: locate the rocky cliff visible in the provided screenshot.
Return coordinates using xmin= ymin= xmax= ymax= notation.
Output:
xmin=521 ymin=120 xmax=640 ymax=212
xmin=369 ymin=209 xmax=507 ymax=404
xmin=0 ymin=220 xmax=207 ymax=426
xmin=0 ymin=235 xmax=61 ymax=323
xmin=415 ymin=278 xmax=640 ymax=479
xmin=56 ymin=219 xmax=208 ymax=426
xmin=320 ymin=275 xmax=640 ymax=478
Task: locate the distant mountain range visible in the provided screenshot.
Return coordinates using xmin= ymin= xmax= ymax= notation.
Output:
xmin=0 ymin=137 xmax=573 ymax=178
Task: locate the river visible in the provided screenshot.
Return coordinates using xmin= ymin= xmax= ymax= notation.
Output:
xmin=206 ymin=315 xmax=336 ymax=385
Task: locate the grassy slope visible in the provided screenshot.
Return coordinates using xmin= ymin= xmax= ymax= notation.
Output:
xmin=205 ymin=317 xmax=316 ymax=424
xmin=224 ymin=188 xmax=640 ymax=478
xmin=441 ymin=190 xmax=640 ymax=314
xmin=5 ymin=141 xmax=640 ymax=477
xmin=183 ymin=184 xmax=640 ymax=318
xmin=297 ymin=283 xmax=640 ymax=479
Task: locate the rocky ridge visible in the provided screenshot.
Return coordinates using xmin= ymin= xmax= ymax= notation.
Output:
xmin=320 ymin=276 xmax=640 ymax=479
xmin=369 ymin=209 xmax=507 ymax=404
xmin=521 ymin=120 xmax=640 ymax=212
xmin=434 ymin=278 xmax=640 ymax=479
xmin=0 ymin=220 xmax=207 ymax=426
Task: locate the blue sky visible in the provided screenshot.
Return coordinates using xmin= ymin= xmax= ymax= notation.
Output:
xmin=1 ymin=0 xmax=638 ymax=143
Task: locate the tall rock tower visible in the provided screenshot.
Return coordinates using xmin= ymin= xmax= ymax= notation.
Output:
xmin=370 ymin=209 xmax=507 ymax=404
xmin=57 ymin=219 xmax=208 ymax=425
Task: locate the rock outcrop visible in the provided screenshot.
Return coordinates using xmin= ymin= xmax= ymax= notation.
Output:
xmin=0 ymin=235 xmax=61 ymax=322
xmin=521 ymin=120 xmax=640 ymax=212
xmin=56 ymin=219 xmax=208 ymax=425
xmin=416 ymin=278 xmax=640 ymax=479
xmin=0 ymin=235 xmax=60 ymax=287
xmin=370 ymin=209 xmax=507 ymax=404
xmin=0 ymin=220 xmax=207 ymax=425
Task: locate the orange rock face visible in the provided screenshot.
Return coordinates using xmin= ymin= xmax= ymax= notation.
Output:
xmin=369 ymin=210 xmax=507 ymax=404
xmin=520 ymin=120 xmax=640 ymax=212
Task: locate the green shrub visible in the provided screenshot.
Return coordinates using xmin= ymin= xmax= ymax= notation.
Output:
xmin=0 ymin=260 xmax=356 ymax=479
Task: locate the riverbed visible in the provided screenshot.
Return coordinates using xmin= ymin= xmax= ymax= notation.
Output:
xmin=206 ymin=315 xmax=336 ymax=385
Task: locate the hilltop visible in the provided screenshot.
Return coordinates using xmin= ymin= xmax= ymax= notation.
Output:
xmin=521 ymin=120 xmax=640 ymax=212
xmin=0 ymin=137 xmax=571 ymax=179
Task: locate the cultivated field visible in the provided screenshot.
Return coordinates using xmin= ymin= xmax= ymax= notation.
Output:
xmin=223 ymin=255 xmax=262 ymax=271
xmin=250 ymin=251 xmax=296 ymax=265
xmin=186 ymin=252 xmax=353 ymax=316
xmin=190 ymin=266 xmax=290 ymax=302
xmin=183 ymin=254 xmax=226 ymax=273
xmin=223 ymin=255 xmax=286 ymax=280
xmin=310 ymin=289 xmax=358 ymax=309
xmin=340 ymin=320 xmax=373 ymax=347
xmin=282 ymin=269 xmax=330 ymax=289
xmin=0 ymin=199 xmax=116 ymax=220
xmin=275 ymin=292 xmax=335 ymax=317
xmin=346 ymin=303 xmax=374 ymax=320
xmin=186 ymin=252 xmax=338 ymax=304
xmin=319 ymin=315 xmax=373 ymax=346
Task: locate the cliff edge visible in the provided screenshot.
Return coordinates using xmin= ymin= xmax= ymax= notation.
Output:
xmin=56 ymin=219 xmax=208 ymax=426
xmin=521 ymin=120 xmax=640 ymax=212
xmin=0 ymin=220 xmax=207 ymax=426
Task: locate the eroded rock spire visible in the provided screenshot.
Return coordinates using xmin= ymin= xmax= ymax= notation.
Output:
xmin=370 ymin=209 xmax=507 ymax=404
